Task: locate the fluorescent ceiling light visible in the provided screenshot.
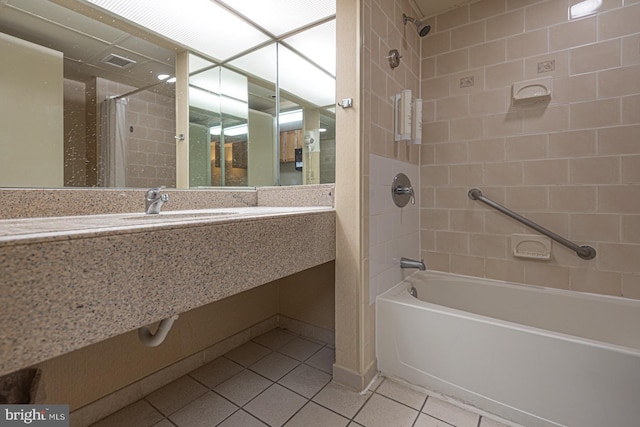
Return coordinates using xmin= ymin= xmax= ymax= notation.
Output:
xmin=279 ymin=46 xmax=335 ymax=107
xmin=221 ymin=0 xmax=335 ymax=36
xmin=157 ymin=74 xmax=170 ymax=81
xmin=569 ymin=0 xmax=602 ymax=19
xmin=85 ymin=0 xmax=269 ymax=61
xmin=229 ymin=44 xmax=278 ymax=84
xmin=283 ymin=20 xmax=336 ymax=75
xmin=210 ymin=124 xmax=247 ymax=136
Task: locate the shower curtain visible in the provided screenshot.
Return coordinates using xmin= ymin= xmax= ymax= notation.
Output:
xmin=99 ymin=97 xmax=128 ymax=187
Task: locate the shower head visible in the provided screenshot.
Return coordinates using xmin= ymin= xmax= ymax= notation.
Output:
xmin=402 ymin=13 xmax=431 ymax=37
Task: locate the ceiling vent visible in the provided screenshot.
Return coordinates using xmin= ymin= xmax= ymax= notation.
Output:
xmin=102 ymin=53 xmax=137 ymax=69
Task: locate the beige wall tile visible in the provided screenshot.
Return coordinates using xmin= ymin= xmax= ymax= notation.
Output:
xmin=507 ymin=29 xmax=548 ymax=60
xmin=436 ymin=231 xmax=469 ymax=253
xmin=524 ymin=51 xmax=569 ymax=79
xmin=598 ymin=186 xmax=640 ymax=214
xmin=622 ymin=274 xmax=640 ymax=300
xmin=505 ymin=134 xmax=547 ymax=160
xmin=450 ymin=209 xmax=485 ymax=232
xmin=622 ymin=155 xmax=640 ymax=183
xmin=523 ymin=105 xmax=570 ymax=134
xmin=569 ymin=268 xmax=622 ymax=296
xmin=549 ymin=186 xmax=596 ymax=211
xmin=570 ymin=156 xmax=620 ymax=184
xmin=424 ymin=121 xmax=450 ymax=143
xmin=599 ymin=3 xmax=640 ymax=40
xmin=571 ymin=213 xmax=620 ymax=242
xmin=470 ymin=89 xmax=508 ymax=116
xmin=525 ymin=0 xmax=568 ymax=30
xmin=423 ymin=31 xmax=452 ymax=57
xmin=469 ymin=138 xmax=506 ymax=161
xmin=526 ymin=211 xmax=570 ymax=236
xmin=423 ymin=76 xmax=450 ymax=100
xmin=436 ymin=49 xmax=470 ymax=76
xmin=508 ymin=0 xmax=545 ymax=11
xmin=470 ymin=233 xmax=507 ymax=257
xmin=553 ymin=73 xmax=596 ymax=104
xmin=450 ymin=163 xmax=484 ymax=185
xmin=435 ymin=187 xmax=472 ymax=208
xmin=570 ymin=40 xmax=621 ymax=75
xmin=598 ymin=243 xmax=640 ymax=273
xmin=486 ymin=60 xmax=525 ymax=89
xmin=422 ymin=250 xmax=450 ymax=271
xmin=524 ymin=263 xmax=571 ymax=289
xmin=450 ymin=254 xmax=485 ymax=275
xmin=421 ymin=229 xmax=436 ymax=250
xmin=524 ymin=159 xmax=569 ymax=185
xmin=421 ymin=208 xmax=450 ymax=230
xmin=622 ymin=34 xmax=640 ymax=66
xmin=485 ymin=258 xmax=526 ymax=283
xmin=421 ymin=57 xmax=436 ymax=79
xmin=421 ymin=165 xmax=450 ymax=186
xmin=550 ymin=16 xmax=597 ymax=51
xmin=485 ymin=161 xmax=523 ymax=184
xmin=434 ymin=142 xmax=468 ymax=163
xmin=570 ymin=98 xmax=620 ymax=130
xmin=450 ymin=68 xmax=487 ymax=96
xmin=598 ymin=65 xmax=640 ymax=99
xmin=622 ymin=94 xmax=640 ymax=124
xmin=484 ymin=111 xmax=524 ymax=137
xmin=436 ymin=95 xmax=470 ymax=120
xmin=505 ymin=185 xmax=548 ymax=210
xmin=486 ymin=9 xmax=525 ymax=41
xmin=598 ymin=125 xmax=640 ymax=155
xmin=452 ymin=21 xmax=486 ymax=50
xmin=548 ymin=130 xmax=596 ymax=158
xmin=437 ymin=5 xmax=470 ymax=31
xmin=470 ymin=40 xmax=506 ymax=68
xmin=485 ymin=210 xmax=528 ymax=234
xmin=471 ymin=0 xmax=507 ymax=21
xmin=451 ymin=117 xmax=484 ymax=141
xmin=622 ymin=215 xmax=640 ymax=243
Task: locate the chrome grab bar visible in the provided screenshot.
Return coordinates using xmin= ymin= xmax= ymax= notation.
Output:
xmin=468 ymin=188 xmax=596 ymax=260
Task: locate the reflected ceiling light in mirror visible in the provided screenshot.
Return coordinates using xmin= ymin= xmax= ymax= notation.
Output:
xmin=210 ymin=124 xmax=247 ymax=136
xmin=279 ymin=110 xmax=303 ymax=124
xmin=157 ymin=74 xmax=171 ymax=81
xmin=279 ymin=46 xmax=336 ymax=107
xmin=282 ymin=20 xmax=336 ymax=75
xmin=221 ymin=0 xmax=335 ymax=36
xmin=85 ymin=0 xmax=269 ymax=61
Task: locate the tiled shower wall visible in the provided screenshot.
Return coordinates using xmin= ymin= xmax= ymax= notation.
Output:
xmin=363 ymin=0 xmax=421 ymax=370
xmin=420 ymin=0 xmax=640 ymax=298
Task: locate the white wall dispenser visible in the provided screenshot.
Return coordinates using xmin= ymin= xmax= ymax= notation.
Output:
xmin=411 ymin=98 xmax=422 ymax=144
xmin=394 ymin=89 xmax=412 ymax=141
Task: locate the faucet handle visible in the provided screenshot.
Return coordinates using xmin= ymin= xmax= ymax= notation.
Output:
xmin=146 ymin=186 xmax=166 ymax=201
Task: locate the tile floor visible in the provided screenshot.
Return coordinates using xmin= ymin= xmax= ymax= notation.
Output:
xmin=91 ymin=328 xmax=515 ymax=427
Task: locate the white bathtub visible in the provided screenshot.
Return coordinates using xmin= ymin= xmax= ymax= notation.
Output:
xmin=376 ymin=270 xmax=640 ymax=427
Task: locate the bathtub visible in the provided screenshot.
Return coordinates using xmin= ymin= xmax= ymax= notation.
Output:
xmin=376 ymin=270 xmax=640 ymax=427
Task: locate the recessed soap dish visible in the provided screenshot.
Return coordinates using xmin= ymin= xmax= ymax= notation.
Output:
xmin=511 ymin=234 xmax=551 ymax=260
xmin=512 ymin=77 xmax=552 ymax=106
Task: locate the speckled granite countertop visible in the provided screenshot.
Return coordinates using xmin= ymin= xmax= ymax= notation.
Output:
xmin=0 ymin=190 xmax=336 ymax=376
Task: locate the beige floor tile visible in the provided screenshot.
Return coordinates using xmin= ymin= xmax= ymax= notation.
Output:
xmin=169 ymin=392 xmax=237 ymax=427
xmin=284 ymin=402 xmax=349 ymax=427
xmin=305 ymin=347 xmax=335 ymax=374
xmin=244 ymin=384 xmax=307 ymax=426
xmin=217 ymin=410 xmax=268 ymax=426
xmin=413 ymin=413 xmax=452 ymax=427
xmin=375 ymin=378 xmax=428 ymax=410
xmin=189 ymin=357 xmax=244 ymax=389
xmin=277 ymin=337 xmax=323 ymax=361
xmin=214 ymin=370 xmax=272 ymax=406
xmin=253 ymin=329 xmax=297 ymax=350
xmin=249 ymin=352 xmax=300 ymax=381
xmin=278 ymin=364 xmax=331 ymax=399
xmin=354 ymin=393 xmax=418 ymax=427
xmin=423 ymin=397 xmax=480 ymax=427
xmin=91 ymin=400 xmax=164 ymax=427
xmin=312 ymin=382 xmax=370 ymax=419
xmin=224 ymin=341 xmax=272 ymax=367
xmin=151 ymin=420 xmax=174 ymax=427
xmin=145 ymin=376 xmax=208 ymax=416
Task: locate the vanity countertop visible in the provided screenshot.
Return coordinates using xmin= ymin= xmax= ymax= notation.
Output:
xmin=0 ymin=205 xmax=336 ymax=376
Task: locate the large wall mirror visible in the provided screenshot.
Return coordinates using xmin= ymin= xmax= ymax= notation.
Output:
xmin=0 ymin=0 xmax=335 ymax=189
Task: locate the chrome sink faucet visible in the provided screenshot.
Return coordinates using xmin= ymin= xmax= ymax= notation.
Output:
xmin=400 ymin=257 xmax=426 ymax=271
xmin=145 ymin=186 xmax=169 ymax=214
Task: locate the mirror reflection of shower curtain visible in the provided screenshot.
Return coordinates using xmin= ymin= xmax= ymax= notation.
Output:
xmin=99 ymin=97 xmax=128 ymax=187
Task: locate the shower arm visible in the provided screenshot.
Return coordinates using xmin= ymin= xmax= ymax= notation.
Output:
xmin=468 ymin=188 xmax=596 ymax=260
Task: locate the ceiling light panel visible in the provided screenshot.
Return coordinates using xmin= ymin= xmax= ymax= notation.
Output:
xmin=220 ymin=0 xmax=335 ymax=36
xmin=282 ymin=20 xmax=335 ymax=75
xmin=229 ymin=44 xmax=278 ymax=84
xmin=84 ymin=0 xmax=270 ymax=61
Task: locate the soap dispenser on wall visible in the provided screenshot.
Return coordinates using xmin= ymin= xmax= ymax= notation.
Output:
xmin=394 ymin=89 xmax=412 ymax=141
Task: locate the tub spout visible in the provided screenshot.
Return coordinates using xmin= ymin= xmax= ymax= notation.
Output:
xmin=400 ymin=257 xmax=426 ymax=271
